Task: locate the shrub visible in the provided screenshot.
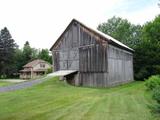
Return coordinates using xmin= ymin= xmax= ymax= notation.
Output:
xmin=152 ymin=87 xmax=160 ymax=113
xmin=145 ymin=75 xmax=160 ymax=114
xmin=150 ymin=104 xmax=160 ymax=113
xmin=145 ymin=75 xmax=160 ymax=90
xmin=153 ymin=87 xmax=160 ymax=104
xmin=134 ymin=67 xmax=149 ymax=80
xmin=46 ymin=68 xmax=52 ymax=74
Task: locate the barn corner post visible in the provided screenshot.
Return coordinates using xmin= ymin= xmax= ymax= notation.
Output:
xmin=51 ymin=51 xmax=54 ymax=72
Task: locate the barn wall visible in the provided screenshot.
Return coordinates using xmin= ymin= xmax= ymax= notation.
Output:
xmin=79 ymin=72 xmax=108 ymax=87
xmin=79 ymin=28 xmax=108 ymax=72
xmin=78 ymin=26 xmax=109 ymax=87
xmin=107 ymin=44 xmax=133 ymax=86
xmin=52 ymin=23 xmax=80 ymax=71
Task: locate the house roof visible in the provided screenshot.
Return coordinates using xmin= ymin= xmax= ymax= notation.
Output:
xmin=23 ymin=59 xmax=50 ymax=68
xmin=50 ymin=19 xmax=134 ymax=52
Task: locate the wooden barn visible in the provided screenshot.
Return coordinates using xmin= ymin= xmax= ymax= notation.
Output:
xmin=50 ymin=19 xmax=134 ymax=87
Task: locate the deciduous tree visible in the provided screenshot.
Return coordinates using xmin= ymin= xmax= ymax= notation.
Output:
xmin=97 ymin=16 xmax=142 ymax=48
xmin=38 ymin=49 xmax=52 ymax=64
xmin=134 ymin=15 xmax=160 ymax=79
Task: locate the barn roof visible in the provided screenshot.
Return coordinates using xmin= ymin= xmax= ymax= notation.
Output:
xmin=50 ymin=19 xmax=134 ymax=52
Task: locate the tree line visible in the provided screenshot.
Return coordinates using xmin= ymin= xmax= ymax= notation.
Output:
xmin=0 ymin=15 xmax=160 ymax=80
xmin=98 ymin=15 xmax=160 ymax=80
xmin=0 ymin=28 xmax=52 ymax=78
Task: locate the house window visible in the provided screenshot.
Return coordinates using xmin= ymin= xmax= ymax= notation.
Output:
xmin=40 ymin=64 xmax=45 ymax=68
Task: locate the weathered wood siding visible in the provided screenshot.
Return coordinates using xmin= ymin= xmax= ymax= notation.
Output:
xmin=79 ymin=28 xmax=108 ymax=72
xmin=51 ymin=21 xmax=134 ymax=87
xmin=52 ymin=23 xmax=79 ymax=71
xmin=77 ymin=27 xmax=134 ymax=87
xmin=107 ymin=44 xmax=133 ymax=86
xmin=78 ymin=26 xmax=108 ymax=87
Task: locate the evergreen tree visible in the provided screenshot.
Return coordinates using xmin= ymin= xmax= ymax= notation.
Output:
xmin=21 ymin=41 xmax=39 ymax=67
xmin=22 ymin=41 xmax=33 ymax=63
xmin=0 ymin=27 xmax=17 ymax=78
xmin=23 ymin=41 xmax=31 ymax=58
xmin=14 ymin=48 xmax=24 ymax=72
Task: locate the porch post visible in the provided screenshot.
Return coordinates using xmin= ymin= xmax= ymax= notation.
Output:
xmin=31 ymin=68 xmax=33 ymax=79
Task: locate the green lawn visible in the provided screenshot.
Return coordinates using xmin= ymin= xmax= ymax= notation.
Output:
xmin=0 ymin=81 xmax=14 ymax=87
xmin=0 ymin=77 xmax=159 ymax=120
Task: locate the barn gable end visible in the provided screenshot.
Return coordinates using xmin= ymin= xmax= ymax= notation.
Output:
xmin=52 ymin=22 xmax=80 ymax=71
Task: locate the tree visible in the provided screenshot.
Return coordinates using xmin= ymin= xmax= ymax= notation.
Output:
xmin=32 ymin=48 xmax=39 ymax=60
xmin=21 ymin=42 xmax=52 ymax=69
xmin=97 ymin=16 xmax=160 ymax=80
xmin=14 ymin=48 xmax=24 ymax=72
xmin=134 ymin=15 xmax=160 ymax=80
xmin=38 ymin=49 xmax=52 ymax=64
xmin=0 ymin=27 xmax=17 ymax=78
xmin=22 ymin=41 xmax=32 ymax=62
xmin=97 ymin=16 xmax=142 ymax=48
xmin=21 ymin=41 xmax=39 ymax=67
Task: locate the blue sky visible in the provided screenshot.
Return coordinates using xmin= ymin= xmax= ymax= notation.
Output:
xmin=106 ymin=0 xmax=159 ymax=25
xmin=0 ymin=0 xmax=159 ymax=49
xmin=115 ymin=0 xmax=156 ymax=12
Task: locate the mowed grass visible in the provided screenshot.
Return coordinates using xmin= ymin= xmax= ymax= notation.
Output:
xmin=0 ymin=81 xmax=14 ymax=87
xmin=0 ymin=77 xmax=159 ymax=120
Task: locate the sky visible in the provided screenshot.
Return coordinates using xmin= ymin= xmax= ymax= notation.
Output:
xmin=0 ymin=0 xmax=159 ymax=49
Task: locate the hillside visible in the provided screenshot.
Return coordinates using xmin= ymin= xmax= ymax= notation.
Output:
xmin=0 ymin=77 xmax=159 ymax=120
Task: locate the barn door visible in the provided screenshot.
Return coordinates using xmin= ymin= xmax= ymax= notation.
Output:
xmin=67 ymin=49 xmax=79 ymax=70
xmin=79 ymin=44 xmax=107 ymax=72
xmin=59 ymin=51 xmax=68 ymax=70
xmin=59 ymin=49 xmax=79 ymax=70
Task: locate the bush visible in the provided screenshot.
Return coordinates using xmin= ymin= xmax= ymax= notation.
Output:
xmin=152 ymin=87 xmax=160 ymax=113
xmin=150 ymin=104 xmax=160 ymax=113
xmin=145 ymin=75 xmax=160 ymax=90
xmin=153 ymin=87 xmax=160 ymax=104
xmin=46 ymin=68 xmax=52 ymax=74
xmin=134 ymin=67 xmax=149 ymax=80
xmin=145 ymin=75 xmax=160 ymax=114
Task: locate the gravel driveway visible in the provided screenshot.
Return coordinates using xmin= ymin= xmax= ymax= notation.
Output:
xmin=0 ymin=76 xmax=49 ymax=92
